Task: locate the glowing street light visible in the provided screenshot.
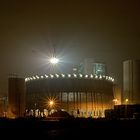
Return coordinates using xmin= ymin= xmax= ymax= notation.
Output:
xmin=49 ymin=100 xmax=54 ymax=107
xmin=47 ymin=98 xmax=56 ymax=109
xmin=125 ymin=98 xmax=129 ymax=104
xmin=49 ymin=57 xmax=59 ymax=65
xmin=47 ymin=99 xmax=55 ymax=116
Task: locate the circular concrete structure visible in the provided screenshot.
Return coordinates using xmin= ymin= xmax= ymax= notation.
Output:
xmin=26 ymin=74 xmax=114 ymax=117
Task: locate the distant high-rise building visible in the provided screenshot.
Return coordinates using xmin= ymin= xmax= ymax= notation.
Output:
xmin=93 ymin=63 xmax=106 ymax=76
xmin=123 ymin=60 xmax=140 ymax=104
xmin=8 ymin=77 xmax=26 ymax=118
xmin=78 ymin=58 xmax=107 ymax=75
xmin=78 ymin=58 xmax=93 ymax=74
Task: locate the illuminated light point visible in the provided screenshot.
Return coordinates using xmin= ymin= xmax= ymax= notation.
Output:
xmin=36 ymin=75 xmax=39 ymax=79
xmin=90 ymin=74 xmax=93 ymax=78
xmin=125 ymin=98 xmax=129 ymax=103
xmin=99 ymin=75 xmax=102 ymax=79
xmin=112 ymin=78 xmax=114 ymax=82
xmin=61 ymin=74 xmax=65 ymax=78
xmin=95 ymin=75 xmax=98 ymax=79
xmin=41 ymin=76 xmax=44 ymax=79
xmin=25 ymin=78 xmax=28 ymax=82
xmin=73 ymin=68 xmax=77 ymax=73
xmin=49 ymin=101 xmax=54 ymax=106
xmin=49 ymin=57 xmax=59 ymax=64
xmin=73 ymin=74 xmax=77 ymax=78
xmin=45 ymin=74 xmax=48 ymax=78
xmin=33 ymin=76 xmax=36 ymax=80
xmin=68 ymin=74 xmax=71 ymax=78
xmin=50 ymin=74 xmax=54 ymax=78
xmin=55 ymin=74 xmax=59 ymax=78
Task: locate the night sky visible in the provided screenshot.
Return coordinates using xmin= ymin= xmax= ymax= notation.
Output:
xmin=0 ymin=0 xmax=140 ymax=95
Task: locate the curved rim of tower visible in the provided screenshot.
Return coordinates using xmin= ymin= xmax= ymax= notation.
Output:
xmin=25 ymin=73 xmax=114 ymax=83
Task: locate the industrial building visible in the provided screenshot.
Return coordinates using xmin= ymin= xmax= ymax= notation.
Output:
xmin=104 ymin=59 xmax=140 ymax=119
xmin=8 ymin=77 xmax=26 ymax=118
xmin=123 ymin=60 xmax=140 ymax=104
xmin=25 ymin=74 xmax=114 ymax=118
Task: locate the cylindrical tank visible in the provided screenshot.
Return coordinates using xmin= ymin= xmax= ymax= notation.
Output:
xmin=26 ymin=74 xmax=114 ymax=118
xmin=8 ymin=77 xmax=26 ymax=118
xmin=123 ymin=60 xmax=140 ymax=104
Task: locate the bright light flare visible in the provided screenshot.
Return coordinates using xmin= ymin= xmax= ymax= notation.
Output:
xmin=125 ymin=98 xmax=129 ymax=103
xmin=42 ymin=96 xmax=59 ymax=110
xmin=49 ymin=100 xmax=54 ymax=106
xmin=49 ymin=57 xmax=59 ymax=64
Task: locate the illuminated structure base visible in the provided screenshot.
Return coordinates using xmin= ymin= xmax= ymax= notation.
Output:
xmin=58 ymin=92 xmax=113 ymax=118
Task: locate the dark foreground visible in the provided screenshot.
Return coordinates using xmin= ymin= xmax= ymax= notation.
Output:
xmin=0 ymin=117 xmax=140 ymax=140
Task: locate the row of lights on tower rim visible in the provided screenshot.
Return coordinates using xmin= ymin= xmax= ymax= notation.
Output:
xmin=25 ymin=74 xmax=114 ymax=82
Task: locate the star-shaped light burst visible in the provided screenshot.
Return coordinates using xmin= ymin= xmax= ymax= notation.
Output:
xmin=49 ymin=57 xmax=59 ymax=65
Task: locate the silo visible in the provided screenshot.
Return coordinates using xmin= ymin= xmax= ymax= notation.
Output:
xmin=123 ymin=60 xmax=140 ymax=104
xmin=8 ymin=77 xmax=26 ymax=118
